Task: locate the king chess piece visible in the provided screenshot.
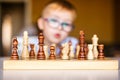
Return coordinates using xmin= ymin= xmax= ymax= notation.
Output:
xmin=49 ymin=46 xmax=56 ymax=60
xmin=11 ymin=37 xmax=19 ymax=60
xmin=78 ymin=30 xmax=86 ymax=60
xmin=37 ymin=33 xmax=46 ymax=60
xmin=29 ymin=44 xmax=35 ymax=58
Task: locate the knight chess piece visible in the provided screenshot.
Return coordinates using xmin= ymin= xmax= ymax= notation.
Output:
xmin=29 ymin=44 xmax=35 ymax=58
xmin=37 ymin=33 xmax=46 ymax=60
xmin=98 ymin=44 xmax=104 ymax=59
xmin=11 ymin=37 xmax=19 ymax=60
xmin=49 ymin=46 xmax=56 ymax=60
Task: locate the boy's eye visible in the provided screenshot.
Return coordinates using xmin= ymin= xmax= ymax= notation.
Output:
xmin=49 ymin=19 xmax=58 ymax=23
xmin=62 ymin=23 xmax=70 ymax=27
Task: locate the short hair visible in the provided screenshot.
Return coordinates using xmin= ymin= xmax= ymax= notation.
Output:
xmin=42 ymin=0 xmax=76 ymax=19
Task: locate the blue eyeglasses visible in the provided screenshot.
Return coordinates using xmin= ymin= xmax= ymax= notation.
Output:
xmin=43 ymin=18 xmax=74 ymax=32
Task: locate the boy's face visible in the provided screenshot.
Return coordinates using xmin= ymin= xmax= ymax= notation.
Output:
xmin=38 ymin=9 xmax=75 ymax=44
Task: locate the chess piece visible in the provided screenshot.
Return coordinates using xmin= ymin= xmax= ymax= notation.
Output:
xmin=29 ymin=44 xmax=35 ymax=58
xmin=69 ymin=41 xmax=74 ymax=58
xmin=21 ymin=31 xmax=29 ymax=59
xmin=11 ymin=37 xmax=19 ymax=60
xmin=44 ymin=45 xmax=49 ymax=59
xmin=98 ymin=44 xmax=104 ymax=59
xmin=84 ymin=43 xmax=88 ymax=56
xmin=92 ymin=34 xmax=99 ymax=58
xmin=37 ymin=33 xmax=46 ymax=60
xmin=78 ymin=30 xmax=86 ymax=60
xmin=61 ymin=43 xmax=70 ymax=60
xmin=75 ymin=44 xmax=80 ymax=58
xmin=87 ymin=44 xmax=94 ymax=60
xmin=49 ymin=46 xmax=56 ymax=60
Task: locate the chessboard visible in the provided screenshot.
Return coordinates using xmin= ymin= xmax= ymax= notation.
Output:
xmin=3 ymin=57 xmax=118 ymax=70
xmin=3 ymin=30 xmax=119 ymax=70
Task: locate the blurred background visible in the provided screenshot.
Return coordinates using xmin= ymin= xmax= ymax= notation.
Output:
xmin=0 ymin=0 xmax=120 ymax=57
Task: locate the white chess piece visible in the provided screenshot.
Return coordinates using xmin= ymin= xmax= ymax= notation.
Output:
xmin=69 ymin=45 xmax=74 ymax=58
xmin=76 ymin=44 xmax=80 ymax=58
xmin=61 ymin=43 xmax=69 ymax=60
xmin=21 ymin=31 xmax=29 ymax=59
xmin=87 ymin=44 xmax=94 ymax=60
xmin=92 ymin=34 xmax=99 ymax=59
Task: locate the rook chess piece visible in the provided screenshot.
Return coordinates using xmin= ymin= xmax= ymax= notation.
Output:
xmin=11 ymin=37 xmax=19 ymax=60
xmin=87 ymin=44 xmax=94 ymax=60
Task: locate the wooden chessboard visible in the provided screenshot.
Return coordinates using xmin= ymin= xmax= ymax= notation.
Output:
xmin=3 ymin=57 xmax=119 ymax=70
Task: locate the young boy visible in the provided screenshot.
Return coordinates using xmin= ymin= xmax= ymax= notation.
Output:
xmin=37 ymin=0 xmax=78 ymax=55
xmin=17 ymin=0 xmax=78 ymax=56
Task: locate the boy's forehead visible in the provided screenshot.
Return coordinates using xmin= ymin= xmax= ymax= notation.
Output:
xmin=42 ymin=3 xmax=76 ymax=20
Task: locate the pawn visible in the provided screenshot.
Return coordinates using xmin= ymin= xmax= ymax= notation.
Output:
xmin=98 ymin=44 xmax=104 ymax=59
xmin=49 ymin=46 xmax=56 ymax=60
xmin=11 ymin=37 xmax=19 ymax=60
xmin=29 ymin=44 xmax=35 ymax=58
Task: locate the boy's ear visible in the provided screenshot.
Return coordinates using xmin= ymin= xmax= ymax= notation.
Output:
xmin=37 ymin=18 xmax=44 ymax=30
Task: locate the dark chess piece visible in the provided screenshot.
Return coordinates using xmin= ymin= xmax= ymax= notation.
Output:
xmin=29 ymin=44 xmax=35 ymax=58
xmin=78 ymin=30 xmax=86 ymax=60
xmin=84 ymin=43 xmax=88 ymax=56
xmin=37 ymin=33 xmax=46 ymax=60
xmin=49 ymin=46 xmax=56 ymax=60
xmin=11 ymin=37 xmax=19 ymax=60
xmin=98 ymin=44 xmax=104 ymax=59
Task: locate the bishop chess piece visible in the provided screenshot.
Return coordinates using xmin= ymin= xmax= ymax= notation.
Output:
xmin=92 ymin=34 xmax=99 ymax=59
xmin=29 ymin=44 xmax=35 ymax=58
xmin=98 ymin=44 xmax=104 ymax=59
xmin=49 ymin=46 xmax=56 ymax=60
xmin=11 ymin=37 xmax=19 ymax=60
xmin=69 ymin=41 xmax=74 ymax=59
xmin=37 ymin=33 xmax=46 ymax=60
xmin=78 ymin=30 xmax=86 ymax=60
xmin=21 ymin=31 xmax=29 ymax=59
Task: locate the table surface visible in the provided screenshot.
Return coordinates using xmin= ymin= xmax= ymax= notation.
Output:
xmin=0 ymin=57 xmax=120 ymax=80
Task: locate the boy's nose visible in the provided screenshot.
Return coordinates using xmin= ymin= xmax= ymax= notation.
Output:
xmin=57 ymin=24 xmax=63 ymax=30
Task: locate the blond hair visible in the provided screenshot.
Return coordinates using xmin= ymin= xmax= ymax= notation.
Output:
xmin=42 ymin=0 xmax=76 ymax=19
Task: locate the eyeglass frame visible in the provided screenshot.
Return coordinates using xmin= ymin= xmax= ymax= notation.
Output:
xmin=42 ymin=17 xmax=74 ymax=32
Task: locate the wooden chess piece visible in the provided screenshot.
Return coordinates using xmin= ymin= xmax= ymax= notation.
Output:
xmin=98 ymin=44 xmax=104 ymax=59
xmin=37 ymin=33 xmax=46 ymax=60
xmin=11 ymin=37 xmax=19 ymax=60
xmin=84 ymin=43 xmax=88 ymax=56
xmin=87 ymin=44 xmax=94 ymax=60
xmin=49 ymin=46 xmax=56 ymax=60
xmin=78 ymin=30 xmax=86 ymax=60
xmin=61 ymin=43 xmax=70 ymax=60
xmin=75 ymin=44 xmax=80 ymax=58
xmin=92 ymin=34 xmax=99 ymax=59
xmin=29 ymin=44 xmax=35 ymax=58
xmin=21 ymin=31 xmax=29 ymax=59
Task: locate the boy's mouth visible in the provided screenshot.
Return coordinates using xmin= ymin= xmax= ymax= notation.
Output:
xmin=54 ymin=33 xmax=61 ymax=38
